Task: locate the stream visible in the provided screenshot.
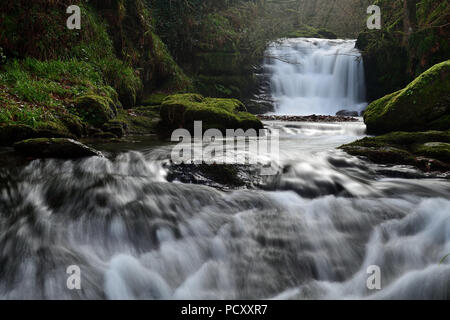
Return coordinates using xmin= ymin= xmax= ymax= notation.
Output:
xmin=0 ymin=38 xmax=448 ymax=300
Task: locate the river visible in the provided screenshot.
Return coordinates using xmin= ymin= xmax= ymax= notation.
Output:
xmin=0 ymin=38 xmax=448 ymax=300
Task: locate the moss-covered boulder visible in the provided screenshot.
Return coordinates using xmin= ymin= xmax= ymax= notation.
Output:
xmin=340 ymin=130 xmax=450 ymax=172
xmin=59 ymin=114 xmax=86 ymax=138
xmin=0 ymin=124 xmax=37 ymax=146
xmin=34 ymin=122 xmax=77 ymax=140
xmin=364 ymin=60 xmax=450 ymax=134
xmin=102 ymin=120 xmax=128 ymax=138
xmin=414 ymin=142 xmax=450 ymax=163
xmin=72 ymin=95 xmax=117 ymax=127
xmin=14 ymin=138 xmax=102 ymax=159
xmin=160 ymin=94 xmax=263 ymax=133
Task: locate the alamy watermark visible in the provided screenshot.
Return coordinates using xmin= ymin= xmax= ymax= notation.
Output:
xmin=66 ymin=265 xmax=81 ymax=290
xmin=367 ymin=5 xmax=381 ymax=30
xmin=366 ymin=265 xmax=382 ymax=290
xmin=66 ymin=5 xmax=81 ymax=30
xmin=170 ymin=121 xmax=279 ymax=174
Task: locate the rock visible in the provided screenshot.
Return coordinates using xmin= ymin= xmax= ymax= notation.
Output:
xmin=14 ymin=138 xmax=103 ymax=159
xmin=336 ymin=110 xmax=359 ymax=117
xmin=102 ymin=120 xmax=127 ymax=138
xmin=166 ymin=163 xmax=266 ymax=189
xmin=59 ymin=114 xmax=86 ymax=138
xmin=340 ymin=130 xmax=450 ymax=172
xmin=364 ymin=60 xmax=450 ymax=134
xmin=34 ymin=121 xmax=77 ymax=140
xmin=72 ymin=95 xmax=117 ymax=127
xmin=414 ymin=142 xmax=450 ymax=163
xmin=160 ymin=93 xmax=263 ymax=133
xmin=246 ymin=100 xmax=275 ymax=115
xmin=0 ymin=124 xmax=37 ymax=146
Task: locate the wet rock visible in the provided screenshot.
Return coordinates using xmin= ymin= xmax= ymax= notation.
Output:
xmin=166 ymin=163 xmax=267 ymax=189
xmin=14 ymin=138 xmax=103 ymax=159
xmin=340 ymin=130 xmax=450 ymax=172
xmin=336 ymin=110 xmax=359 ymax=117
xmin=246 ymin=100 xmax=275 ymax=115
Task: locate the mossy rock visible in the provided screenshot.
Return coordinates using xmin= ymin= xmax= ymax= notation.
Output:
xmin=73 ymin=95 xmax=117 ymax=127
xmin=364 ymin=60 xmax=450 ymax=134
xmin=35 ymin=121 xmax=77 ymax=140
xmin=14 ymin=138 xmax=103 ymax=159
xmin=160 ymin=93 xmax=263 ymax=133
xmin=59 ymin=114 xmax=86 ymax=138
xmin=0 ymin=124 xmax=37 ymax=146
xmin=141 ymin=94 xmax=167 ymax=106
xmin=414 ymin=142 xmax=450 ymax=163
xmin=115 ymin=109 xmax=160 ymax=135
xmin=340 ymin=130 xmax=450 ymax=172
xmin=102 ymin=120 xmax=128 ymax=138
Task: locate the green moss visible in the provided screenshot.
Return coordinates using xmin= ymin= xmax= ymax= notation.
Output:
xmin=364 ymin=60 xmax=450 ymax=134
xmin=414 ymin=142 xmax=450 ymax=163
xmin=72 ymin=95 xmax=117 ymax=127
xmin=35 ymin=121 xmax=76 ymax=139
xmin=340 ymin=130 xmax=450 ymax=171
xmin=115 ymin=109 xmax=160 ymax=135
xmin=284 ymin=25 xmax=337 ymax=39
xmin=160 ymin=94 xmax=263 ymax=133
xmin=141 ymin=94 xmax=167 ymax=106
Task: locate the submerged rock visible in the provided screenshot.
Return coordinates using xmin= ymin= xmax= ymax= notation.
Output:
xmin=14 ymin=138 xmax=103 ymax=159
xmin=160 ymin=94 xmax=263 ymax=133
xmin=364 ymin=60 xmax=450 ymax=134
xmin=166 ymin=163 xmax=269 ymax=189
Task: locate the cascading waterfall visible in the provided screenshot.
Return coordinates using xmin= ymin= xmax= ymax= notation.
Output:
xmin=265 ymin=38 xmax=367 ymax=115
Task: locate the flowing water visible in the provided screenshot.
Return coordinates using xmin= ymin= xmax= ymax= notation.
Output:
xmin=0 ymin=38 xmax=449 ymax=300
xmin=265 ymin=38 xmax=367 ymax=115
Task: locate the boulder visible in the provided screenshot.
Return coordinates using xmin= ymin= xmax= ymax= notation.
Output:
xmin=364 ymin=60 xmax=450 ymax=134
xmin=102 ymin=120 xmax=127 ymax=138
xmin=336 ymin=110 xmax=359 ymax=117
xmin=72 ymin=95 xmax=117 ymax=127
xmin=14 ymin=138 xmax=103 ymax=159
xmin=340 ymin=130 xmax=450 ymax=172
xmin=160 ymin=94 xmax=263 ymax=133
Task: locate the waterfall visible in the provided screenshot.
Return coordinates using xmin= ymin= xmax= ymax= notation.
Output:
xmin=265 ymin=38 xmax=367 ymax=115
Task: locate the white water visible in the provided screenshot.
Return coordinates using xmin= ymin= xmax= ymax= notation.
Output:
xmin=0 ymin=38 xmax=449 ymax=300
xmin=0 ymin=121 xmax=449 ymax=300
xmin=265 ymin=38 xmax=367 ymax=115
